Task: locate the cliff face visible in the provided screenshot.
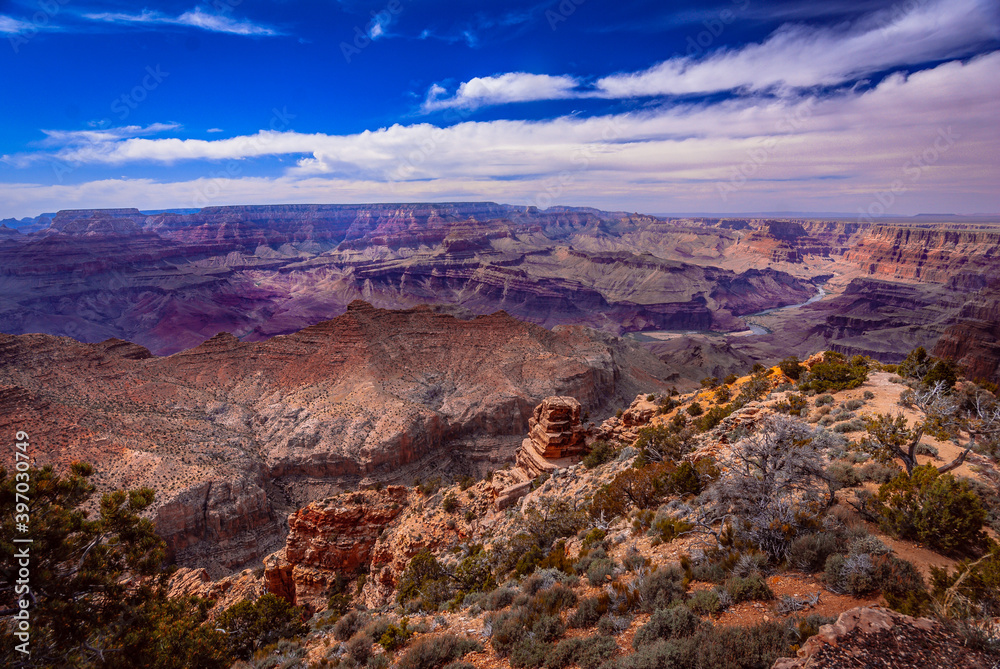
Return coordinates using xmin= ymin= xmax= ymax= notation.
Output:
xmin=933 ymin=282 xmax=1000 ymax=382
xmin=0 ymin=302 xmax=672 ymax=575
xmin=0 ymin=204 xmax=818 ymax=354
xmin=841 ymin=225 xmax=1000 ymax=283
xmin=264 ymin=487 xmax=408 ymax=609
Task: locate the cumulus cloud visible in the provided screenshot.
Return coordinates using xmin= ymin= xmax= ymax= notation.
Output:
xmin=422 ymin=72 xmax=582 ymax=111
xmin=82 ymin=7 xmax=281 ymax=36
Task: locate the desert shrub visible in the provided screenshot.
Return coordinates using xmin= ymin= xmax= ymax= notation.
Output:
xmin=863 ymin=390 xmax=875 ymax=400
xmin=826 ymin=461 xmax=861 ymax=489
xmin=801 ymin=352 xmax=869 ymax=394
xmin=649 ymin=514 xmax=693 ymax=543
xmin=724 ymin=373 xmax=739 ymax=385
xmin=871 ymin=465 xmax=988 ymax=554
xmin=930 ymin=545 xmax=1000 ymax=629
xmin=697 ymin=404 xmax=733 ymax=431
xmin=570 ymin=594 xmax=610 ymax=628
xmin=333 ymin=610 xmax=371 ymax=642
xmin=481 ymin=586 xmax=518 ymax=611
xmin=397 ymin=551 xmax=447 ymax=604
xmin=914 ymin=442 xmax=939 ymax=457
xmin=454 ymin=549 xmax=495 ymax=596
xmin=815 ymin=394 xmax=835 ymax=407
xmin=633 ymin=606 xmax=701 ymax=648
xmin=217 ymin=593 xmax=309 ymax=662
xmin=634 ymin=425 xmax=694 ymax=464
xmin=687 ymin=402 xmax=704 ymax=417
xmin=598 ymin=613 xmax=632 ymax=635
xmin=547 ymin=635 xmax=617 ymax=669
xmin=342 ymin=632 xmax=372 ymax=665
xmin=442 ymin=663 xmax=474 ymax=669
xmin=398 ymin=634 xmax=481 ymax=669
xmin=714 ymin=385 xmax=732 ymax=404
xmin=833 ymin=418 xmax=865 ymax=433
xmin=723 ymin=574 xmax=774 ymax=603
xmin=377 ymin=617 xmax=413 ymax=651
xmin=590 ymin=464 xmax=671 ymax=520
xmin=617 ymin=621 xmax=792 ymax=669
xmin=779 ymin=356 xmax=803 ymax=380
xmin=531 ymin=614 xmax=566 ymax=643
xmin=788 ymin=532 xmax=841 ymax=573
xmin=529 ymin=584 xmax=578 ymax=616
xmin=701 ymin=377 xmax=719 ymax=389
xmin=686 ymin=589 xmax=723 ymax=615
xmin=622 ymin=545 xmax=650 ymax=572
xmin=587 ymin=558 xmax=617 ymax=585
xmin=730 ymin=552 xmax=770 ymax=578
xmin=638 ymin=566 xmax=687 ymax=612
xmin=876 ymin=555 xmax=931 ymax=616
xmin=583 ymin=441 xmax=616 ymax=469
xmin=662 ymin=460 xmax=703 ymax=497
xmin=859 ymin=461 xmax=902 ymax=483
xmin=844 ymin=399 xmax=865 ymax=411
xmin=442 ymin=493 xmax=459 ymax=513
xmin=581 ymin=528 xmax=607 ymax=550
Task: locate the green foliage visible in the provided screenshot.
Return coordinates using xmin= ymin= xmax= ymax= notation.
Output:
xmin=582 ymin=440 xmax=616 ymax=469
xmin=713 ymin=385 xmax=732 ymax=404
xmin=616 ymin=620 xmax=793 ymax=669
xmin=800 ymin=352 xmax=870 ymax=393
xmin=638 ymin=566 xmax=687 ymax=612
xmin=378 ymin=617 xmax=414 ymax=651
xmin=589 ymin=464 xmax=671 ymax=520
xmin=779 ymin=356 xmax=803 ymax=380
xmin=701 ymin=377 xmax=719 ymax=389
xmin=586 ymin=558 xmax=617 ymax=585
xmin=331 ymin=609 xmax=370 ymax=642
xmin=454 ymin=548 xmax=496 ymax=595
xmin=634 ymin=424 xmax=694 ymax=463
xmin=923 ymin=359 xmax=959 ymax=390
xmin=633 ymin=607 xmax=701 ymax=648
xmin=0 ymin=463 xmax=233 ymax=669
xmin=697 ymin=405 xmax=733 ymax=431
xmin=570 ymin=594 xmax=610 ymax=628
xmin=723 ymin=374 xmax=739 ymax=385
xmin=723 ymin=575 xmax=774 ymax=603
xmin=546 ymin=635 xmax=618 ymax=669
xmin=397 ymin=634 xmax=481 ymax=669
xmin=788 ymin=532 xmax=841 ymax=573
xmin=442 ymin=493 xmax=459 ymax=513
xmin=872 ymin=465 xmax=988 ymax=554
xmin=686 ymin=402 xmax=704 ymax=417
xmin=686 ymin=589 xmax=722 ymax=615
xmin=897 ymin=346 xmax=934 ymax=380
xmin=216 ymin=594 xmax=308 ymax=661
xmin=397 ymin=550 xmax=450 ymax=608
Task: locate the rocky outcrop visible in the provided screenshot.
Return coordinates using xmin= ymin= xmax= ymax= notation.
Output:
xmin=263 ymin=487 xmax=407 ymax=608
xmin=772 ymin=606 xmax=999 ymax=668
xmin=515 ymin=396 xmax=591 ymax=477
xmin=167 ymin=567 xmax=266 ymax=618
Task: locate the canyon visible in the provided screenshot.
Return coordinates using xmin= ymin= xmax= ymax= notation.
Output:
xmin=0 ymin=300 xmax=671 ymax=575
xmin=2 ymin=204 xmax=998 ymax=383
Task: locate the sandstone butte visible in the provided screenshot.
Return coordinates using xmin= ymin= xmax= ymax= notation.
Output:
xmin=0 ymin=301 xmax=672 ymax=575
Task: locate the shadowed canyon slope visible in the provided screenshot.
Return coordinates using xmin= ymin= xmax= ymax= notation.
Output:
xmin=0 ymin=301 xmax=671 ymax=574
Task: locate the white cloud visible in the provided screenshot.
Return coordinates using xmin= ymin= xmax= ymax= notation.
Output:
xmin=422 ymin=73 xmax=581 ymax=112
xmin=0 ymin=15 xmax=33 ymax=34
xmin=82 ymin=7 xmax=280 ymax=36
xmin=595 ymin=0 xmax=997 ymax=97
xmin=419 ymin=0 xmax=998 ymax=109
xmin=0 ymin=52 xmax=996 ymax=218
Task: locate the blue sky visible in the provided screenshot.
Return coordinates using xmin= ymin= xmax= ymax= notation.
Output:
xmin=1 ymin=0 xmax=998 ymax=218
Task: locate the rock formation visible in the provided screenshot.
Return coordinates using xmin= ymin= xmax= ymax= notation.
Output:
xmin=772 ymin=606 xmax=999 ymax=668
xmin=0 ymin=302 xmax=670 ymax=575
xmin=515 ymin=397 xmax=591 ymax=477
xmin=263 ymin=487 xmax=407 ymax=609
